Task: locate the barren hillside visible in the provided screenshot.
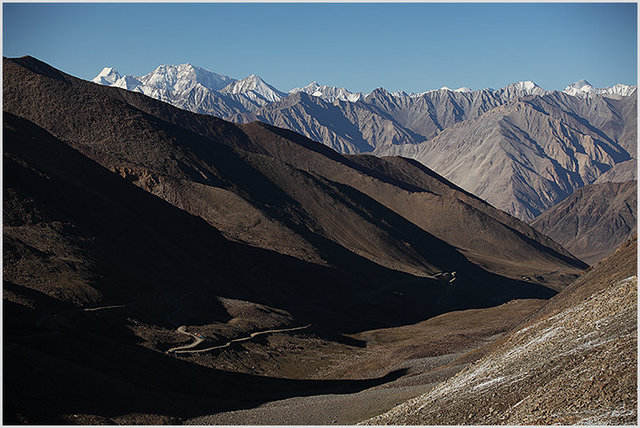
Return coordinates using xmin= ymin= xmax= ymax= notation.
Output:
xmin=365 ymin=237 xmax=637 ymax=425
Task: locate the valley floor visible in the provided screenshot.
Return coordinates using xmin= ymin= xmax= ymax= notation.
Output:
xmin=174 ymin=299 xmax=545 ymax=425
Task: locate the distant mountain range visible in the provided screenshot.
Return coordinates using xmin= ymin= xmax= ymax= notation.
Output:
xmin=92 ymin=63 xmax=637 ymax=221
xmin=93 ymin=64 xmax=636 ymax=115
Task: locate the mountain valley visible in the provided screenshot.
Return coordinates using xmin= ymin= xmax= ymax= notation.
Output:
xmin=3 ymin=55 xmax=637 ymax=425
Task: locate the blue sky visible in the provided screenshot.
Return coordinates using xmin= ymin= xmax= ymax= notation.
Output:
xmin=3 ymin=3 xmax=637 ymax=93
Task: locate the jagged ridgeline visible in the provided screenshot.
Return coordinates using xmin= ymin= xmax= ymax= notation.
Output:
xmin=92 ymin=62 xmax=636 ymax=222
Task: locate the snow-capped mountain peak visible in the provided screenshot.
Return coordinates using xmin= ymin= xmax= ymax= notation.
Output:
xmin=92 ymin=67 xmax=122 ymax=85
xmin=113 ymin=74 xmax=143 ymax=91
xmin=289 ymin=81 xmax=363 ymax=102
xmin=437 ymin=86 xmax=472 ymax=92
xmin=501 ymin=81 xmax=548 ymax=96
xmin=454 ymin=87 xmax=472 ymax=93
xmin=392 ymin=90 xmax=409 ymax=98
xmin=518 ymin=81 xmax=537 ymax=91
xmin=138 ymin=63 xmax=236 ymax=93
xmin=220 ymin=74 xmax=286 ymax=102
xmin=567 ymin=79 xmax=592 ymax=89
xmin=563 ymin=79 xmax=594 ymax=96
xmin=606 ymin=83 xmax=638 ymax=97
xmin=289 ymin=81 xmax=321 ymax=94
xmin=563 ymin=80 xmax=637 ymax=98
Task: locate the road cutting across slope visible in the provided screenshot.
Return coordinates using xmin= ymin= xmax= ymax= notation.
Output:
xmin=169 ymin=324 xmax=311 ymax=354
xmin=166 ymin=326 xmax=205 ymax=353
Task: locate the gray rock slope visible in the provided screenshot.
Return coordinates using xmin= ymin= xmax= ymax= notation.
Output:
xmin=230 ymin=83 xmax=549 ymax=154
xmin=595 ymin=159 xmax=637 ymax=184
xmin=378 ymin=92 xmax=636 ymax=221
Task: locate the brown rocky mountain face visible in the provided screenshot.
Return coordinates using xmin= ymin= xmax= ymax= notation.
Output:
xmin=227 ymin=125 xmax=585 ymax=286
xmin=531 ymin=180 xmax=637 ymax=265
xmin=3 ymin=56 xmax=586 ymax=287
xmin=365 ymin=236 xmax=637 ymax=425
xmin=3 ymin=56 xmax=593 ymax=424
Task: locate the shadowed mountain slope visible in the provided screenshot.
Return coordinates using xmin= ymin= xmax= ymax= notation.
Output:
xmin=365 ymin=236 xmax=637 ymax=425
xmin=4 ymin=103 xmax=556 ymax=425
xmin=531 ymin=180 xmax=637 ymax=264
xmin=5 ymin=112 xmax=433 ymax=424
xmin=4 ymin=56 xmax=586 ymax=287
xmin=5 ymin=112 xmax=416 ymax=326
xmin=229 ymin=122 xmax=586 ymax=285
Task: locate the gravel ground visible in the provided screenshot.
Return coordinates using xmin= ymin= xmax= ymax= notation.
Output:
xmin=186 ymin=352 xmax=467 ymax=425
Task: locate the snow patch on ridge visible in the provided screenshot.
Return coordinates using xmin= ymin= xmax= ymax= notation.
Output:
xmin=564 ymin=80 xmax=637 ymax=98
xmin=289 ymin=81 xmax=364 ymax=102
xmin=220 ymin=74 xmax=286 ymax=102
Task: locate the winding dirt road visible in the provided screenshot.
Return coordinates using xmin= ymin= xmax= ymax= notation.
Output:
xmin=168 ymin=324 xmax=311 ymax=354
xmin=167 ymin=326 xmax=205 ymax=353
